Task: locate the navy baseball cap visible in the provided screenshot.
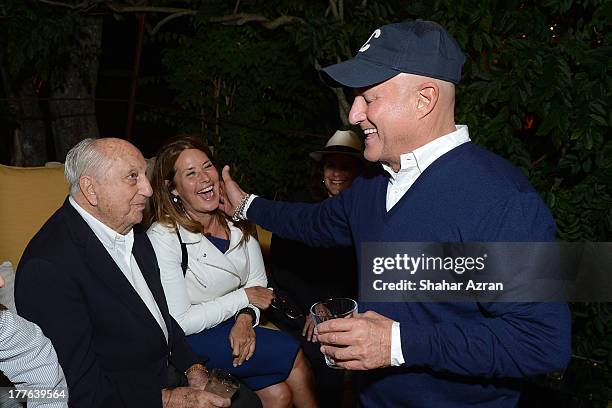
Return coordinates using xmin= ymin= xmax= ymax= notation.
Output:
xmin=321 ymin=20 xmax=466 ymax=87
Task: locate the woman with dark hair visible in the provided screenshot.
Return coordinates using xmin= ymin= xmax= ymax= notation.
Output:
xmin=146 ymin=136 xmax=317 ymax=408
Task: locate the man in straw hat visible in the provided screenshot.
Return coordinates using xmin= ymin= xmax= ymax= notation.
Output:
xmin=220 ymin=20 xmax=570 ymax=407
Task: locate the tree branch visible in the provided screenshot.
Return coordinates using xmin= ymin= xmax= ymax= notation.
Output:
xmin=38 ymin=0 xmax=81 ymax=9
xmin=151 ymin=10 xmax=197 ymax=35
xmin=260 ymin=15 xmax=305 ymax=29
xmin=314 ymin=58 xmax=350 ymax=126
xmin=332 ymin=87 xmax=350 ymax=126
xmin=37 ymin=0 xmax=192 ymax=13
xmin=105 ymin=3 xmax=196 ymax=14
xmin=532 ymin=153 xmax=548 ymax=167
xmin=324 ymin=4 xmax=331 ymax=18
xmin=328 ymin=0 xmax=339 ymax=19
xmin=209 ymin=13 xmax=305 ymax=29
xmin=36 ymin=1 xmax=304 ymax=31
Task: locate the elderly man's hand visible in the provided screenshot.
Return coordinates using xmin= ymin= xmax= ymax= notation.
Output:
xmin=162 ymin=387 xmax=230 ymax=408
xmin=315 ymin=311 xmax=394 ymax=370
xmin=185 ymin=364 xmax=209 ymax=389
xmin=220 ymin=166 xmax=248 ymax=217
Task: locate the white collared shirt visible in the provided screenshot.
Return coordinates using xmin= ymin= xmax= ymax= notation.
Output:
xmin=69 ymin=197 xmax=168 ymax=342
xmin=386 ymin=125 xmax=470 ymax=366
xmin=383 ymin=125 xmax=471 ymax=211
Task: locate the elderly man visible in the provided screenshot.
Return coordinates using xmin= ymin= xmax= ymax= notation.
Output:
xmin=15 ymin=138 xmax=252 ymax=408
xmin=220 ymin=20 xmax=571 ymax=407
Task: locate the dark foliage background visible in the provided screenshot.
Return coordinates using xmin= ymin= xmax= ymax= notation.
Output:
xmin=1 ymin=0 xmax=611 ymax=401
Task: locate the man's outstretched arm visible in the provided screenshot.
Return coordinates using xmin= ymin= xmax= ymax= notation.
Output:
xmin=221 ymin=165 xmax=353 ymax=247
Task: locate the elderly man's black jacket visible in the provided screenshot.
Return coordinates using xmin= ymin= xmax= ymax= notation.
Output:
xmin=15 ymin=199 xmax=200 ymax=408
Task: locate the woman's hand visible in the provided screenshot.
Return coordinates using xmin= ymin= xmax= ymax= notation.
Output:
xmin=244 ymin=286 xmax=274 ymax=310
xmin=229 ymin=315 xmax=256 ymax=367
xmin=302 ymin=315 xmax=317 ymax=342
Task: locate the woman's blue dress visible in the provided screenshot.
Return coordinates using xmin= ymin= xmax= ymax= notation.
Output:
xmin=186 ymin=236 xmax=300 ymax=390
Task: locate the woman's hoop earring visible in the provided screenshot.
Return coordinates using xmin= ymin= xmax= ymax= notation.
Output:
xmin=172 ymin=195 xmax=180 ymax=203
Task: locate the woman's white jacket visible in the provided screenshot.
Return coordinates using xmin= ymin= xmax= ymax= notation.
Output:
xmin=147 ymin=222 xmax=267 ymax=336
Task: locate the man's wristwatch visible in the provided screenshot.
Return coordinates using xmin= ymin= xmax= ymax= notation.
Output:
xmin=235 ymin=307 xmax=256 ymax=325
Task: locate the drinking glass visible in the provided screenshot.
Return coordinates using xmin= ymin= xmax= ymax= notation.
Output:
xmin=310 ymin=297 xmax=358 ymax=369
xmin=204 ymin=369 xmax=240 ymax=399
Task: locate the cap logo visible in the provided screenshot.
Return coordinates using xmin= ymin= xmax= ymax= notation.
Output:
xmin=359 ymin=29 xmax=381 ymax=52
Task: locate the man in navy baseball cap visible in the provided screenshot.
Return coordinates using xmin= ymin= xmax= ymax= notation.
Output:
xmin=312 ymin=19 xmax=570 ymax=407
xmin=316 ymin=20 xmax=469 ymax=168
xmin=220 ymin=19 xmax=570 ymax=408
xmin=321 ymin=19 xmax=466 ymax=87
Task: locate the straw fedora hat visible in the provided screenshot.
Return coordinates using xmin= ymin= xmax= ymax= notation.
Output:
xmin=309 ymin=130 xmax=363 ymax=161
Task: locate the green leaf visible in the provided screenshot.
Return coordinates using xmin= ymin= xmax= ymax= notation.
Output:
xmin=589 ymin=114 xmax=608 ymax=127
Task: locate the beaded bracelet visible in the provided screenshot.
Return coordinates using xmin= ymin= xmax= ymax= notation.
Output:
xmin=231 ymin=194 xmax=251 ymax=222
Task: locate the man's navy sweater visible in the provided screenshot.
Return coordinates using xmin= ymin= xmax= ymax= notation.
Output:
xmin=249 ymin=142 xmax=571 ymax=407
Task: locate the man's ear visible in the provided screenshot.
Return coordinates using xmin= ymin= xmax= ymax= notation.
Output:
xmin=79 ymin=176 xmax=98 ymax=206
xmin=416 ymin=82 xmax=438 ymax=118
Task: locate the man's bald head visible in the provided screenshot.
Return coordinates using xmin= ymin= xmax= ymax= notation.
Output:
xmin=394 ymin=73 xmax=455 ymax=110
xmin=348 ymin=72 xmax=458 ymax=170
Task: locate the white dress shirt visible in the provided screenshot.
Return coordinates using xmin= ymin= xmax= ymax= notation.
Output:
xmin=383 ymin=125 xmax=471 ymax=210
xmin=383 ymin=125 xmax=470 ymax=365
xmin=242 ymin=125 xmax=471 ymax=366
xmin=69 ymin=197 xmax=168 ymax=342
